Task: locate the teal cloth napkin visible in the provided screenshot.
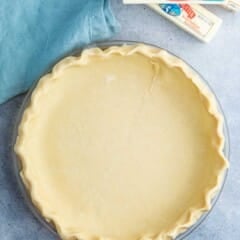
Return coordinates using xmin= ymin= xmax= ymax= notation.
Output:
xmin=0 ymin=0 xmax=119 ymax=104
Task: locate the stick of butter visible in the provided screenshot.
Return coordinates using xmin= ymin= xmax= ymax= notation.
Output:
xmin=223 ymin=0 xmax=240 ymax=11
xmin=124 ymin=0 xmax=227 ymax=4
xmin=147 ymin=4 xmax=222 ymax=42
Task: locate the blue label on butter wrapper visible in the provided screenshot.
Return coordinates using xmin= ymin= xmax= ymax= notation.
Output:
xmin=159 ymin=4 xmax=182 ymax=16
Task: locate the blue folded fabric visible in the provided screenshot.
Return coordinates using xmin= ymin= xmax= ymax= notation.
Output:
xmin=0 ymin=0 xmax=119 ymax=104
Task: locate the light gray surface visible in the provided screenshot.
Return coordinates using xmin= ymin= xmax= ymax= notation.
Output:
xmin=0 ymin=1 xmax=239 ymax=239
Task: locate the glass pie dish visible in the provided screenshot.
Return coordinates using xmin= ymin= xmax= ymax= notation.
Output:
xmin=11 ymin=40 xmax=230 ymax=240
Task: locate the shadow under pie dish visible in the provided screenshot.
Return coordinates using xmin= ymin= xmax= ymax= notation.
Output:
xmin=14 ymin=43 xmax=229 ymax=240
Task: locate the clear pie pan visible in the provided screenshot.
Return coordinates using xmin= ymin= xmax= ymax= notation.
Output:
xmin=11 ymin=40 xmax=229 ymax=240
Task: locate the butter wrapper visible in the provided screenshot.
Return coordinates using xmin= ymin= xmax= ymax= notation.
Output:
xmin=124 ymin=0 xmax=227 ymax=4
xmin=147 ymin=4 xmax=222 ymax=42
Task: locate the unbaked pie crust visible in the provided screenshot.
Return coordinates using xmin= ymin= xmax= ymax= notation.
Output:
xmin=15 ymin=44 xmax=228 ymax=240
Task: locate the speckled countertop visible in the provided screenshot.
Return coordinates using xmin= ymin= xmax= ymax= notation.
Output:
xmin=0 ymin=1 xmax=240 ymax=239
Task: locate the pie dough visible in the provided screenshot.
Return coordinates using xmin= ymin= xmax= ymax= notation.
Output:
xmin=15 ymin=44 xmax=228 ymax=240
